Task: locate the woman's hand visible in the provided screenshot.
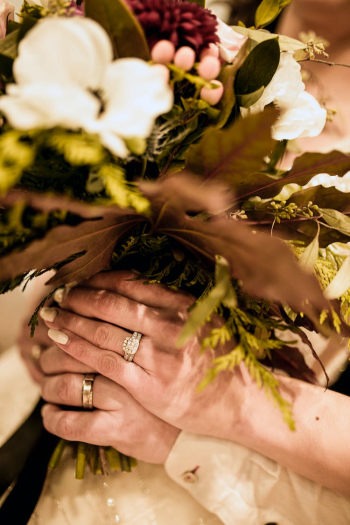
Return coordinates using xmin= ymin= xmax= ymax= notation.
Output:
xmin=17 ymin=313 xmax=54 ymax=385
xmin=40 ymin=271 xmax=247 ymax=440
xmin=41 ymin=372 xmax=179 ymax=464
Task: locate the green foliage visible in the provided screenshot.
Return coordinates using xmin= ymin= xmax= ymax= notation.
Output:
xmin=213 ymin=43 xmax=249 ymax=128
xmin=255 ymin=0 xmax=294 ymax=29
xmin=46 ymin=129 xmax=107 ymax=166
xmin=0 ymin=131 xmax=36 ymax=192
xmin=233 ymin=26 xmax=306 ymax=53
xmin=255 ymin=0 xmax=280 ymax=29
xmin=0 ymin=29 xmax=19 ymax=78
xmin=200 ymin=348 xmax=295 ymax=429
xmin=177 ymin=255 xmax=237 ymax=347
xmin=97 ymin=164 xmax=150 ymax=213
xmin=20 ymin=0 xmax=46 ymax=18
xmin=85 ymin=0 xmax=150 ymax=60
xmin=320 ymin=208 xmax=350 ymax=238
xmin=235 ymin=38 xmax=280 ymax=104
xmin=298 ymin=224 xmax=319 ymax=272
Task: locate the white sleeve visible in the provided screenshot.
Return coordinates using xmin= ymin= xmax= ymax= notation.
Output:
xmin=165 ymin=431 xmax=350 ymax=525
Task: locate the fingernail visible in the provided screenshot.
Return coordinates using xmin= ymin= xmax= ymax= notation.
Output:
xmin=53 ymin=288 xmax=66 ymax=304
xmin=48 ymin=329 xmax=69 ymax=345
xmin=40 ymin=307 xmax=57 ymax=323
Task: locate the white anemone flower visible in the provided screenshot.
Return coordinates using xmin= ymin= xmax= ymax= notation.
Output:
xmin=241 ymin=52 xmax=327 ymax=141
xmin=0 ymin=17 xmax=173 ymax=157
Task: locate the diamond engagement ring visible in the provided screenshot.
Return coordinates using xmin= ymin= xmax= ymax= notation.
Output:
xmin=82 ymin=374 xmax=95 ymax=409
xmin=122 ymin=332 xmax=142 ymax=362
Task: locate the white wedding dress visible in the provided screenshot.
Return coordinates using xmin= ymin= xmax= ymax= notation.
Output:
xmin=0 ymin=346 xmax=223 ymax=525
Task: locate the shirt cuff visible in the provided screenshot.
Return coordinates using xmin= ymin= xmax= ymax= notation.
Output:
xmin=164 ymin=431 xmax=284 ymax=525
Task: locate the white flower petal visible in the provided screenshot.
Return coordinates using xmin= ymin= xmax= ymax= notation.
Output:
xmin=99 ymin=131 xmax=129 ymax=158
xmin=216 ymin=18 xmax=247 ymax=63
xmin=246 ymin=53 xmax=304 ymax=114
xmin=99 ymin=58 xmax=173 ymax=139
xmin=14 ymin=17 xmax=113 ymax=90
xmin=0 ymin=83 xmax=100 ymax=130
xmin=272 ymin=91 xmax=327 ymax=140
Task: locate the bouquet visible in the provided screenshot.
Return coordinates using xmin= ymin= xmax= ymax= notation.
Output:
xmin=0 ymin=0 xmax=350 ymax=478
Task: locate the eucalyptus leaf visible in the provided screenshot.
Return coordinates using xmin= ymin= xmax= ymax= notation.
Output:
xmin=299 ymin=224 xmax=319 ymax=272
xmin=324 ymin=256 xmax=350 ymax=300
xmin=232 ymin=26 xmax=307 ymax=52
xmin=85 ymin=0 xmax=149 ymax=60
xmin=176 ymin=255 xmax=236 ymax=347
xmin=255 ymin=0 xmax=280 ymax=29
xmin=235 ymin=38 xmax=280 ymax=97
xmin=320 ymin=208 xmax=350 ymax=237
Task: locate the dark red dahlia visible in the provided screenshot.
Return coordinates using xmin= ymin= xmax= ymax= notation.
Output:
xmin=126 ymin=0 xmax=219 ymax=58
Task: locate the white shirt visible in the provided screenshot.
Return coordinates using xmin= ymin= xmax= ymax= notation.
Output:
xmin=166 ymin=431 xmax=350 ymax=525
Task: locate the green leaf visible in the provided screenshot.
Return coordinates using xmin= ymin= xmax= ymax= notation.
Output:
xmin=6 ymin=20 xmax=21 ymax=34
xmin=212 ymin=41 xmax=249 ymax=129
xmin=299 ymin=224 xmax=319 ymax=272
xmin=232 ymin=26 xmax=307 ymax=52
xmin=185 ymin=109 xmax=276 ymax=185
xmin=324 ymin=255 xmax=350 ymax=300
xmin=85 ymin=0 xmax=150 ymax=60
xmin=279 ymin=0 xmax=293 ymax=7
xmin=239 ymin=86 xmax=265 ymax=109
xmin=0 ymin=131 xmax=37 ymax=193
xmin=176 ymin=255 xmax=237 ymax=347
xmin=235 ymin=38 xmax=280 ymax=98
xmin=0 ymin=29 xmax=19 ymax=77
xmin=255 ymin=0 xmax=280 ymax=29
xmin=320 ymin=208 xmax=350 ymax=237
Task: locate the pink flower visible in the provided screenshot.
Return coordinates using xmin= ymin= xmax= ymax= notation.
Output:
xmin=216 ymin=18 xmax=246 ymax=63
xmin=0 ymin=0 xmax=14 ymax=41
xmin=69 ymin=0 xmax=84 ymax=16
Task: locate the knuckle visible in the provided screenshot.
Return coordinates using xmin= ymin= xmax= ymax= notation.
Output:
xmin=93 ymin=324 xmax=112 ymax=348
xmin=92 ymin=290 xmax=117 ymax=316
xmin=98 ymin=353 xmax=119 ymax=378
xmin=57 ymin=414 xmax=78 ymax=440
xmin=72 ymin=341 xmax=89 ymax=362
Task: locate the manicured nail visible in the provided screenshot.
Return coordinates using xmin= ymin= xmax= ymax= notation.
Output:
xmin=53 ymin=288 xmax=66 ymax=304
xmin=40 ymin=307 xmax=57 ymax=323
xmin=48 ymin=329 xmax=69 ymax=345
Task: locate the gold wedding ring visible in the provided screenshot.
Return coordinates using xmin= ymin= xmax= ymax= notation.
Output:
xmin=82 ymin=374 xmax=95 ymax=409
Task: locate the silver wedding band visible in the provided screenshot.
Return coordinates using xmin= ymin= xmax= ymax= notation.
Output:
xmin=122 ymin=332 xmax=142 ymax=362
xmin=82 ymin=374 xmax=95 ymax=409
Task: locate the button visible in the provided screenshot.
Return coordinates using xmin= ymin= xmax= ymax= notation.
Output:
xmin=181 ymin=471 xmax=198 ymax=484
